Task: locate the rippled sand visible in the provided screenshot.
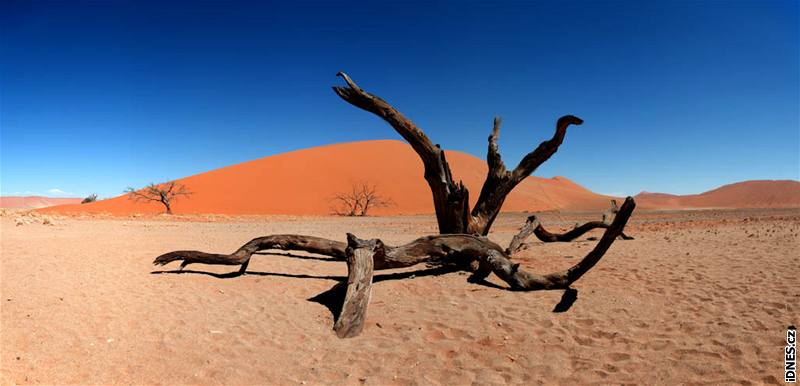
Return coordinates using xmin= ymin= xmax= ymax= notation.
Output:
xmin=1 ymin=208 xmax=798 ymax=384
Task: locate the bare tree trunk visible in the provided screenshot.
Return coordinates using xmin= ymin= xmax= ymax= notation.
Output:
xmin=155 ymin=198 xmax=633 ymax=278
xmin=333 ymin=74 xmax=587 ymax=236
xmin=469 ymin=116 xmax=585 ymax=234
xmin=154 ymin=198 xmax=635 ymax=337
xmin=152 ymin=73 xmax=638 ymax=338
xmin=334 ymin=234 xmax=376 ymax=338
xmin=333 ymin=73 xmax=471 ymax=234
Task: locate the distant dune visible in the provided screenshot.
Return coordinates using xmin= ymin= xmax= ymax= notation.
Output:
xmin=0 ymin=196 xmax=82 ymax=209
xmin=39 ymin=141 xmax=798 ymax=216
xmin=635 ymin=180 xmax=800 ymax=209
xmin=42 ymin=140 xmax=616 ymax=216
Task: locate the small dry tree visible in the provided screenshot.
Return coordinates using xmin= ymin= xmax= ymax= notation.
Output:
xmin=332 ymin=182 xmax=394 ymax=216
xmin=81 ymin=194 xmax=98 ymax=204
xmin=125 ymin=181 xmax=191 ymax=214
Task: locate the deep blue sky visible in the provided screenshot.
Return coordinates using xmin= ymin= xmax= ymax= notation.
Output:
xmin=2 ymin=0 xmax=798 ymax=198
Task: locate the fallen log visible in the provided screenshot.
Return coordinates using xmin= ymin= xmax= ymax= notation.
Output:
xmin=154 ymin=198 xmax=635 ymax=337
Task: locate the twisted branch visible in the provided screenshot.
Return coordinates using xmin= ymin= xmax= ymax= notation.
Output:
xmin=506 ymin=200 xmax=634 ymax=254
xmin=333 ymin=72 xmax=470 ymax=233
xmin=471 ymin=115 xmax=584 ymax=234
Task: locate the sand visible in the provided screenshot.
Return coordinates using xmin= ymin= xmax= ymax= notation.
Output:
xmin=35 ymin=141 xmax=799 ymax=217
xmin=1 ymin=208 xmax=797 ymax=384
xmin=41 ymin=140 xmax=618 ymax=216
xmin=0 ymin=197 xmax=82 ymax=210
xmin=636 ymin=180 xmax=800 ymax=210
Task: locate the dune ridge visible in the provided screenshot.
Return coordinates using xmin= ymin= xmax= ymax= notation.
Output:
xmin=42 ymin=140 xmax=615 ymax=216
xmin=38 ymin=141 xmax=799 ymax=216
xmin=635 ymin=180 xmax=800 ymax=209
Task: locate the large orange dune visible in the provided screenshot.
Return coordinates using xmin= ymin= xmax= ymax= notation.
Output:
xmin=635 ymin=180 xmax=800 ymax=209
xmin=0 ymin=196 xmax=82 ymax=209
xmin=42 ymin=140 xmax=616 ymax=216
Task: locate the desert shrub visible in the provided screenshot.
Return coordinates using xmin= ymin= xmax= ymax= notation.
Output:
xmin=331 ymin=182 xmax=393 ymax=216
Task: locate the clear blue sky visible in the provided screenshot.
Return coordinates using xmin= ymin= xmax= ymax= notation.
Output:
xmin=2 ymin=0 xmax=798 ymax=198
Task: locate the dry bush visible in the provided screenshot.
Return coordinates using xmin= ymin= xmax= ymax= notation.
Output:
xmin=331 ymin=182 xmax=394 ymax=216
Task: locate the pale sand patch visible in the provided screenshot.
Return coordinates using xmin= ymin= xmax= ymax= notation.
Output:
xmin=1 ymin=209 xmax=797 ymax=384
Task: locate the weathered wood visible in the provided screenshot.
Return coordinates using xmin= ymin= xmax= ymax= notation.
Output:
xmin=334 ymin=234 xmax=376 ymax=338
xmin=333 ymin=73 xmax=583 ymax=236
xmin=602 ymin=199 xmax=619 ymax=225
xmin=153 ymin=199 xmax=634 ymax=287
xmin=153 ymin=197 xmax=635 ymax=337
xmin=332 ymin=73 xmax=469 ymax=234
xmin=470 ymin=115 xmax=584 ymax=235
xmin=506 ymin=215 xmax=541 ymax=254
xmin=506 ymin=200 xmax=634 ymax=251
xmin=484 ymin=197 xmax=635 ymax=290
xmin=153 ymin=235 xmax=347 ymax=272
xmin=153 ymin=73 xmax=638 ymax=338
xmin=532 ymin=220 xmax=612 ymax=242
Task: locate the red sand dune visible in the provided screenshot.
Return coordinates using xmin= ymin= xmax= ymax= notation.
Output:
xmin=0 ymin=196 xmax=82 ymax=209
xmin=635 ymin=180 xmax=800 ymax=209
xmin=43 ymin=140 xmax=616 ymax=216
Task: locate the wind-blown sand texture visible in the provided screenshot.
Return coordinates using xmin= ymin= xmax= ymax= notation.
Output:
xmin=1 ymin=208 xmax=797 ymax=384
xmin=41 ymin=140 xmax=617 ymax=216
xmin=0 ymin=196 xmax=81 ymax=209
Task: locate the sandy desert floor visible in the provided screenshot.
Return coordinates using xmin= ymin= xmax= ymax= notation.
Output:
xmin=1 ymin=208 xmax=798 ymax=385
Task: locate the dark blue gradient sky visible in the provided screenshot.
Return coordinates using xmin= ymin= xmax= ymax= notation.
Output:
xmin=2 ymin=0 xmax=798 ymax=198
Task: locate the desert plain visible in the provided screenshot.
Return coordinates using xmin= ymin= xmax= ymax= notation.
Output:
xmin=1 ymin=207 xmax=797 ymax=385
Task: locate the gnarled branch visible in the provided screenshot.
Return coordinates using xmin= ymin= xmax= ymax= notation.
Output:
xmin=483 ymin=197 xmax=635 ymax=290
xmin=506 ymin=200 xmax=633 ymax=252
xmin=154 ymin=73 xmax=637 ymax=339
xmin=510 ymin=115 xmax=584 ymax=183
xmin=153 ymin=198 xmax=636 ymax=336
xmin=154 ymin=235 xmax=347 ymax=275
xmin=333 ymin=72 xmax=470 ymax=233
xmin=470 ymin=115 xmax=584 ymax=234
xmin=332 ymin=72 xmax=439 ymax=163
xmin=332 ymin=73 xmax=587 ymax=236
xmin=506 ymin=215 xmax=541 ymax=254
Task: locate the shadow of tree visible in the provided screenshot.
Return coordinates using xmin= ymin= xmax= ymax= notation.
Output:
xmin=552 ymin=287 xmax=578 ymax=313
xmin=150 ymin=265 xmax=580 ymax=324
xmin=307 ymin=266 xmax=459 ymax=323
xmin=252 ymin=251 xmax=337 ymax=262
xmin=150 ymin=269 xmax=344 ymax=280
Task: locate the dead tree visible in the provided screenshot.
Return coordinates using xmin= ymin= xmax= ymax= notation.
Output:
xmin=333 ymin=74 xmax=582 ymax=235
xmin=331 ymin=182 xmax=393 ymax=216
xmin=506 ymin=200 xmax=633 ymax=254
xmin=153 ymin=73 xmax=637 ymax=338
xmin=125 ymin=181 xmax=191 ymax=214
